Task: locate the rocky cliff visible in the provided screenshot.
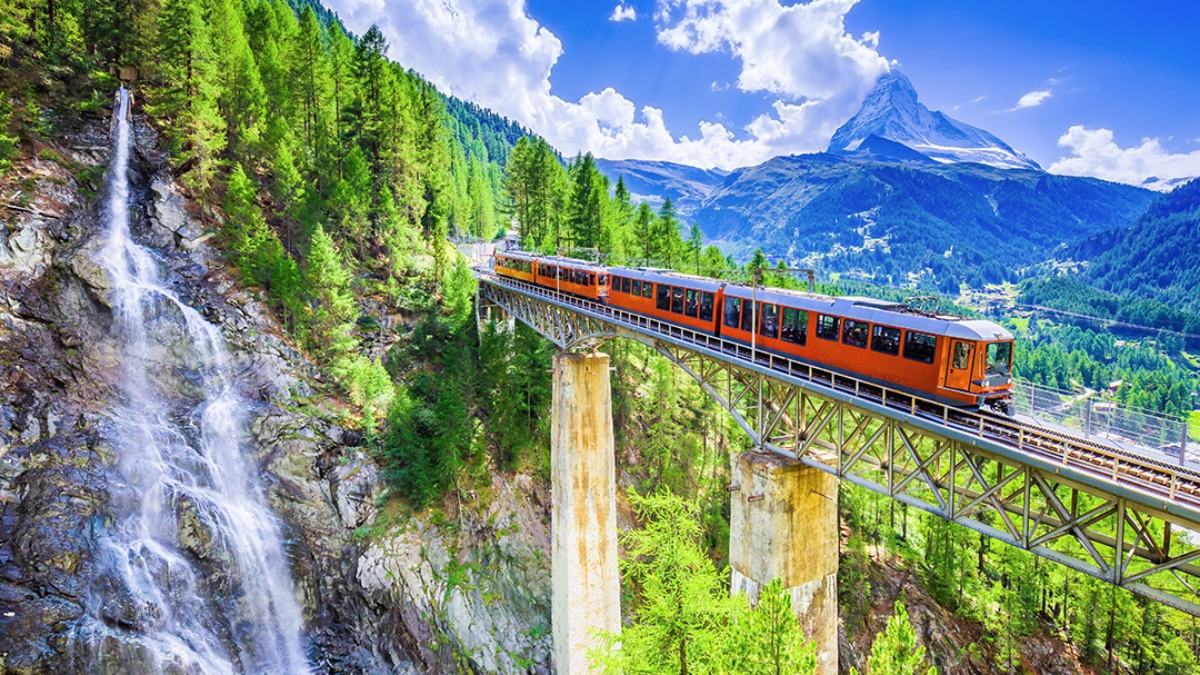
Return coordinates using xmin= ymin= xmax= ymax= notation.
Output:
xmin=0 ymin=99 xmax=553 ymax=674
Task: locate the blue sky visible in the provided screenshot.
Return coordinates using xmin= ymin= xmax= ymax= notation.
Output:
xmin=323 ymin=0 xmax=1200 ymax=186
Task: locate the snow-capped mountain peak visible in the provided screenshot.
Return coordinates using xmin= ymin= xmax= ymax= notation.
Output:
xmin=829 ymin=71 xmax=1042 ymax=171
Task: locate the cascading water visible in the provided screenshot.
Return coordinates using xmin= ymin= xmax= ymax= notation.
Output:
xmin=78 ymin=87 xmax=312 ymax=674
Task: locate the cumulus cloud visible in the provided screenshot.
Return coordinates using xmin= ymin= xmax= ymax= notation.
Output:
xmin=321 ymin=0 xmax=890 ymax=169
xmin=610 ymin=2 xmax=637 ymax=21
xmin=655 ymin=0 xmax=889 ymax=102
xmin=1012 ymin=90 xmax=1052 ymax=110
xmin=1049 ymin=126 xmax=1200 ymax=188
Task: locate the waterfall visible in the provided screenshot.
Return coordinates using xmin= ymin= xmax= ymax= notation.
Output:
xmin=79 ymin=87 xmax=312 ymax=675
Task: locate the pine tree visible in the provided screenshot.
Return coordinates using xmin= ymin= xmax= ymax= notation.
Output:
xmin=731 ymin=578 xmax=817 ymax=675
xmin=592 ymin=488 xmax=739 ymax=675
xmin=292 ymin=5 xmax=331 ymax=163
xmin=567 ymin=152 xmax=605 ymax=251
xmin=155 ymin=0 xmax=225 ymax=191
xmin=633 ymin=201 xmax=655 ymax=263
xmin=303 ymin=223 xmax=358 ymax=361
xmin=223 ymin=164 xmax=272 ymax=283
xmin=857 ymin=600 xmax=935 ymax=675
xmin=688 ymin=223 xmax=703 ymax=274
xmin=654 ymin=197 xmax=683 ymax=268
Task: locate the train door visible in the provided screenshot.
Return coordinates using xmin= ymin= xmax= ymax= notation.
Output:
xmin=945 ymin=340 xmax=974 ymax=391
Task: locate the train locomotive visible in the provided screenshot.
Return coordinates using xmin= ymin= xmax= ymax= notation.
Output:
xmin=493 ymin=251 xmax=1015 ymax=413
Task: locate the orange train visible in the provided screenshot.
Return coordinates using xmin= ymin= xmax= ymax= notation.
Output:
xmin=492 ymin=251 xmax=1015 ymax=413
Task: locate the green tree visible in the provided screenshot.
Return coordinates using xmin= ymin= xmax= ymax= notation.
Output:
xmin=154 ymin=0 xmax=225 ymax=191
xmin=567 ymin=152 xmax=606 ymax=251
xmin=592 ymin=488 xmax=739 ymax=675
xmin=633 ymin=201 xmax=655 ymax=263
xmin=857 ymin=600 xmax=935 ymax=675
xmin=303 ymin=223 xmax=358 ymax=361
xmin=687 ymin=223 xmax=704 ymax=274
xmin=654 ymin=197 xmax=684 ymax=267
xmin=730 ymin=578 xmax=817 ymax=675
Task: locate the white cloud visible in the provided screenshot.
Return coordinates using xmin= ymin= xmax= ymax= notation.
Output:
xmin=610 ymin=3 xmax=637 ymax=21
xmin=321 ymin=0 xmax=890 ymax=169
xmin=655 ymin=0 xmax=889 ymax=102
xmin=972 ymin=95 xmax=987 ymax=103
xmin=1048 ymin=126 xmax=1200 ymax=188
xmin=1013 ymin=90 xmax=1052 ymax=110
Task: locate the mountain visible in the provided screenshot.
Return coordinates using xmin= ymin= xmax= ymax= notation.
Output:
xmin=596 ymin=154 xmax=1154 ymax=291
xmin=1075 ymin=178 xmax=1200 ymax=312
xmin=593 ymin=158 xmax=728 ymax=215
xmin=828 ymin=71 xmax=1041 ymax=171
xmin=840 ymin=134 xmax=940 ymax=166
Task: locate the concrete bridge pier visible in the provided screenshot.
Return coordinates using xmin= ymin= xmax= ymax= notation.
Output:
xmin=551 ymin=351 xmax=620 ymax=675
xmin=730 ymin=452 xmax=839 ymax=675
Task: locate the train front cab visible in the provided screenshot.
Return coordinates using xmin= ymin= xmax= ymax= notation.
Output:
xmin=941 ymin=333 xmax=1014 ymax=412
xmin=717 ymin=289 xmax=1015 ymax=412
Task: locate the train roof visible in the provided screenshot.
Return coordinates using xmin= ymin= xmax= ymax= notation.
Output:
xmin=608 ymin=266 xmax=727 ymax=291
xmin=724 ymin=285 xmax=1012 ymax=341
xmin=495 ymin=251 xmax=607 ymax=269
xmin=494 ymin=250 xmax=541 ymax=262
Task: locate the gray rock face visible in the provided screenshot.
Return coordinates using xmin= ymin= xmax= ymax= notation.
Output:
xmin=0 ymin=104 xmax=554 ymax=674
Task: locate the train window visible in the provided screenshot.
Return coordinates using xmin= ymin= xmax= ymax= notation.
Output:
xmin=699 ymin=292 xmax=714 ymax=322
xmin=986 ymin=342 xmax=1012 ymax=376
xmin=631 ymin=279 xmax=640 ymax=296
xmin=904 ymin=332 xmax=937 ymax=364
xmin=781 ymin=308 xmax=807 ymax=345
xmin=672 ymin=287 xmax=685 ymax=314
xmin=741 ymin=301 xmax=756 ymax=333
xmin=816 ymin=314 xmax=840 ymax=341
xmin=952 ymin=341 xmax=971 ymax=370
xmin=760 ymin=304 xmax=779 ymax=339
xmin=622 ymin=277 xmax=631 ymax=294
xmin=600 ymin=274 xmax=608 ymax=287
xmin=871 ymin=326 xmax=901 ymax=356
xmin=842 ymin=320 xmax=869 ymax=348
xmin=642 ymin=281 xmax=653 ymax=299
xmin=685 ymin=289 xmax=699 ymax=318
xmin=590 ymin=273 xmax=596 ymax=286
xmin=656 ymin=284 xmax=670 ymax=310
xmin=724 ymin=297 xmax=741 ymax=329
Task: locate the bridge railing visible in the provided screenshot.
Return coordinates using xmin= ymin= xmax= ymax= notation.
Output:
xmin=477 ymin=271 xmax=1200 ymax=495
xmin=459 ymin=242 xmax=1197 ymax=468
xmin=1014 ymin=379 xmax=1195 ymax=465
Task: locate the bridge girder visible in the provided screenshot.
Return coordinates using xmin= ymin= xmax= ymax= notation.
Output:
xmin=477 ymin=273 xmax=1200 ymax=616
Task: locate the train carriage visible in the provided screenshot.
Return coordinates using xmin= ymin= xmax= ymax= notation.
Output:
xmin=607 ymin=268 xmax=724 ymax=334
xmin=533 ymin=255 xmax=610 ymax=301
xmin=719 ymin=286 xmax=1014 ymax=411
xmin=493 ymin=250 xmax=539 ymax=284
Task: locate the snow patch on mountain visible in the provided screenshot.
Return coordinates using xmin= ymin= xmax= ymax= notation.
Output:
xmin=829 ymin=72 xmax=1041 ymax=171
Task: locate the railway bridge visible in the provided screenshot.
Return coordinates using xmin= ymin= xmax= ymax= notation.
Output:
xmin=467 ymin=257 xmax=1200 ymax=675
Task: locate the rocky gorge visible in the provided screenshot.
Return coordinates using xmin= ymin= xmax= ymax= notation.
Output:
xmin=0 ymin=95 xmax=554 ymax=674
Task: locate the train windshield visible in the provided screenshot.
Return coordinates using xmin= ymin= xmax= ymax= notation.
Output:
xmin=986 ymin=342 xmax=1012 ymax=377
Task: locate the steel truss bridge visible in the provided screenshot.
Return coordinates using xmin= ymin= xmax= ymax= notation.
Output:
xmin=475 ymin=269 xmax=1200 ymax=616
